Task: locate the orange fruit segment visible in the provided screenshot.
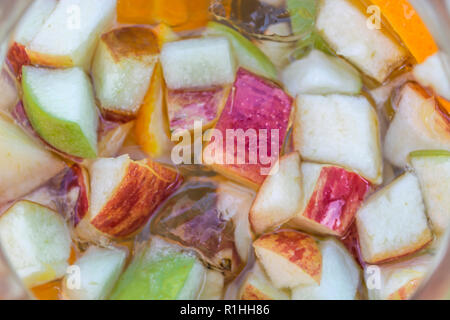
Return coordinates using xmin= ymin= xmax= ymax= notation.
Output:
xmin=31 ymin=280 xmax=62 ymax=300
xmin=135 ymin=63 xmax=173 ymax=158
xmin=117 ymin=0 xmax=210 ymax=31
xmin=437 ymin=96 xmax=450 ymax=115
xmin=369 ymin=0 xmax=438 ymax=63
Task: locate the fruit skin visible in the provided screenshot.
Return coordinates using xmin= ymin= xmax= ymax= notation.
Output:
xmin=316 ymin=0 xmax=408 ymax=83
xmin=62 ymin=246 xmax=127 ymax=300
xmin=27 ymin=0 xmax=117 ymax=70
xmin=384 ymin=83 xmax=450 ymax=168
xmin=250 ymin=152 xmax=303 ymax=235
xmin=240 ymin=262 xmax=290 ymax=300
xmin=294 ymin=94 xmax=383 ymax=184
xmin=160 ymin=37 xmax=236 ymax=90
xmin=369 ymin=0 xmax=438 ymax=64
xmin=135 ymin=63 xmax=172 ymax=158
xmin=166 ymin=85 xmax=230 ymax=132
xmin=0 ymin=201 xmax=71 ymax=288
xmin=205 ymin=22 xmax=278 ymax=80
xmin=410 ymin=150 xmax=450 ymax=234
xmin=289 ymin=163 xmax=370 ymax=237
xmin=253 ymin=230 xmax=322 ymax=289
xmin=203 ymin=68 xmax=293 ymax=189
xmin=0 ymin=114 xmax=65 ymax=205
xmin=92 ymin=26 xmax=159 ymax=117
xmin=110 ymin=237 xmax=206 ymax=300
xmin=79 ymin=155 xmax=183 ymax=240
xmin=281 ymin=49 xmax=362 ymax=97
xmin=356 ymin=173 xmax=433 ymax=264
xmin=292 ymin=239 xmax=361 ymax=300
xmin=21 ymin=66 xmax=99 ymax=159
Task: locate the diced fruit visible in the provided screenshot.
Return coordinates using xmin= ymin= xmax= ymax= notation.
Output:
xmin=167 ymin=86 xmax=230 ymax=132
xmin=293 ymin=94 xmax=382 ymax=184
xmin=203 ymin=68 xmax=293 ymax=189
xmin=410 ymin=150 xmax=450 ymax=234
xmin=98 ymin=122 xmax=135 ymax=158
xmin=6 ymin=0 xmax=57 ymax=77
xmin=0 ymin=115 xmax=65 ymax=204
xmin=253 ymin=230 xmax=322 ymax=289
xmin=384 ymin=83 xmax=450 ymax=168
xmin=240 ymin=262 xmax=290 ymax=300
xmin=289 ymin=163 xmax=370 ymax=237
xmin=316 ymin=0 xmax=408 ymax=82
xmin=151 ymin=180 xmax=246 ymax=278
xmin=292 ymin=239 xmax=361 ymax=300
xmin=413 ymin=52 xmax=450 ymax=101
xmin=160 ymin=37 xmax=236 ymax=90
xmin=22 ymin=66 xmax=99 ymax=159
xmin=92 ymin=26 xmax=159 ymax=116
xmin=356 ymin=173 xmax=433 ymax=264
xmin=27 ymin=0 xmax=116 ymax=70
xmin=281 ymin=49 xmax=362 ymax=97
xmin=205 ymin=22 xmax=277 ymax=80
xmin=250 ymin=152 xmax=303 ymax=235
xmin=369 ymin=0 xmax=438 ymax=63
xmin=110 ymin=237 xmax=206 ymax=300
xmin=199 ymin=269 xmax=225 ymax=300
xmin=76 ymin=155 xmax=183 ymax=240
xmin=135 ymin=63 xmax=172 ymax=158
xmin=365 ymin=255 xmax=432 ymax=300
xmin=62 ymin=246 xmax=126 ymax=300
xmin=0 ymin=201 xmax=71 ymax=288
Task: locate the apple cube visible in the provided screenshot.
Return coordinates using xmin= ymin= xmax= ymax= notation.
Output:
xmin=413 ymin=52 xmax=450 ymax=101
xmin=167 ymin=86 xmax=230 ymax=132
xmin=356 ymin=173 xmax=433 ymax=264
xmin=76 ymin=155 xmax=183 ymax=240
xmin=0 ymin=115 xmax=65 ymax=205
xmin=205 ymin=22 xmax=277 ymax=80
xmin=294 ymin=94 xmax=382 ymax=184
xmin=135 ymin=63 xmax=172 ymax=158
xmin=151 ymin=179 xmax=251 ymax=278
xmin=250 ymin=152 xmax=303 ymax=235
xmin=0 ymin=201 xmax=71 ymax=288
xmin=62 ymin=246 xmax=127 ymax=300
xmin=27 ymin=0 xmax=116 ymax=70
xmin=22 ymin=66 xmax=99 ymax=159
xmin=203 ymin=68 xmax=293 ymax=189
xmin=316 ymin=0 xmax=408 ymax=83
xmin=240 ymin=262 xmax=290 ymax=300
xmin=282 ymin=50 xmax=362 ymax=97
xmin=199 ymin=269 xmax=225 ymax=300
xmin=289 ymin=163 xmax=370 ymax=237
xmin=161 ymin=37 xmax=236 ymax=90
xmin=292 ymin=239 xmax=361 ymax=300
xmin=92 ymin=26 xmax=159 ymax=116
xmin=110 ymin=237 xmax=206 ymax=300
xmin=253 ymin=230 xmax=322 ymax=289
xmin=410 ymin=150 xmax=450 ymax=234
xmin=384 ymin=83 xmax=450 ymax=168
xmin=365 ymin=255 xmax=432 ymax=300
xmin=6 ymin=0 xmax=57 ymax=77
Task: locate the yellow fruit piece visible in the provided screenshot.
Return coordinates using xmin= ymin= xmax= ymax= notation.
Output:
xmin=369 ymin=0 xmax=438 ymax=63
xmin=135 ymin=63 xmax=172 ymax=158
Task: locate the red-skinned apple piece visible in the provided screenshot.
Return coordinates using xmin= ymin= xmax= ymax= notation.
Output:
xmin=203 ymin=68 xmax=294 ymax=189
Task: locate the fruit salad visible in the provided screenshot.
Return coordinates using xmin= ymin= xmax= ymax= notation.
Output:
xmin=0 ymin=0 xmax=449 ymax=301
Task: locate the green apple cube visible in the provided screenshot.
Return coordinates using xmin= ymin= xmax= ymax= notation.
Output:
xmin=110 ymin=237 xmax=206 ymax=300
xmin=0 ymin=201 xmax=71 ymax=288
xmin=282 ymin=50 xmax=362 ymax=97
xmin=160 ymin=37 xmax=236 ymax=90
xmin=410 ymin=150 xmax=450 ymax=234
xmin=205 ymin=22 xmax=277 ymax=80
xmin=63 ymin=246 xmax=127 ymax=300
xmin=22 ymin=66 xmax=98 ymax=158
